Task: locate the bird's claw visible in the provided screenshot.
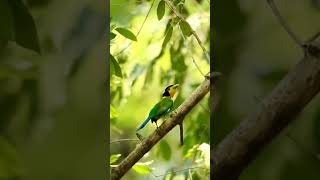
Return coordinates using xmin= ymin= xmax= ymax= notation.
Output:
xmin=136 ymin=132 xmax=144 ymax=141
xmin=155 ymin=127 xmax=160 ymax=134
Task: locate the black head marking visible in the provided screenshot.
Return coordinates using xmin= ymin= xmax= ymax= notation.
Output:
xmin=162 ymin=84 xmax=174 ymax=97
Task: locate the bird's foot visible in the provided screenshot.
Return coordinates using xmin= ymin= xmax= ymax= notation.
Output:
xmin=136 ymin=132 xmax=144 ymax=141
xmin=155 ymin=126 xmax=160 ymax=134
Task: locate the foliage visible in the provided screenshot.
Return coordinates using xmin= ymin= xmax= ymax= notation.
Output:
xmin=0 ymin=0 xmax=106 ymax=179
xmin=0 ymin=0 xmax=40 ymax=53
xmin=115 ymin=28 xmax=137 ymax=41
xmin=110 ymin=0 xmax=210 ymax=179
xmin=110 ymin=154 xmax=121 ymax=165
xmin=214 ymin=0 xmax=320 ymax=179
xmin=132 ymin=160 xmax=154 ymax=174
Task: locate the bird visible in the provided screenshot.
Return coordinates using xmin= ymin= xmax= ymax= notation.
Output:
xmin=136 ymin=84 xmax=179 ymax=132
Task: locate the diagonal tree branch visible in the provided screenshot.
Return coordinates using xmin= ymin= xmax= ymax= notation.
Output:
xmin=212 ymin=36 xmax=320 ymax=179
xmin=111 ymin=74 xmax=218 ymax=180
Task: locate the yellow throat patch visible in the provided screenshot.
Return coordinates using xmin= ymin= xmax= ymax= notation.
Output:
xmin=169 ymin=88 xmax=177 ymax=98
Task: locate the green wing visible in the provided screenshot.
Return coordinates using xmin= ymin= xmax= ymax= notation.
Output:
xmin=149 ymin=97 xmax=173 ymax=119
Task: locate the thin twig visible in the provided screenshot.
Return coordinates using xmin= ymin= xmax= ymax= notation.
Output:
xmin=267 ymin=0 xmax=303 ymax=47
xmin=114 ymin=0 xmax=156 ymax=56
xmin=176 ymin=2 xmax=206 ymax=78
xmin=110 ymin=139 xmax=140 ymax=144
xmin=152 ymin=166 xmax=206 ymax=177
xmin=193 ymin=58 xmax=205 ymax=77
xmin=179 ymin=28 xmax=206 ymax=77
xmin=111 ymin=0 xmax=145 ymax=6
xmin=164 ymin=0 xmax=210 ymax=62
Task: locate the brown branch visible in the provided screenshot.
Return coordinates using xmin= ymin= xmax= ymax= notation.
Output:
xmin=111 ymin=75 xmax=216 ymax=180
xmin=212 ymin=36 xmax=320 ymax=179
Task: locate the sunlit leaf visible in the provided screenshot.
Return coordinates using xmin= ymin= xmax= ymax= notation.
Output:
xmin=110 ymin=55 xmax=122 ymax=78
xmin=198 ymin=143 xmax=210 ymax=168
xmin=110 ymin=105 xmax=118 ymax=119
xmin=157 ymin=0 xmax=165 ymax=20
xmin=132 ymin=161 xmax=154 ymax=174
xmin=110 ymin=154 xmax=121 ymax=164
xmin=179 ymin=20 xmax=192 ymax=37
xmin=115 ymin=27 xmax=137 ymax=41
xmin=162 ymin=25 xmax=173 ymax=48
xmin=185 ymin=144 xmax=199 ymax=158
xmin=110 ymin=32 xmax=116 ymax=40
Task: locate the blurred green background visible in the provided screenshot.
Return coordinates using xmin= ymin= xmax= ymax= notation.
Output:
xmin=110 ymin=0 xmax=210 ymax=179
xmin=214 ymin=0 xmax=320 ymax=179
xmin=0 ymin=0 xmax=107 ymax=179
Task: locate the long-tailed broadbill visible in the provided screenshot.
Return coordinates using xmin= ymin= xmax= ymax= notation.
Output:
xmin=136 ymin=84 xmax=179 ymax=131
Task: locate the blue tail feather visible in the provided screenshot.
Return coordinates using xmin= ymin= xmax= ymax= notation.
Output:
xmin=136 ymin=116 xmax=152 ymax=131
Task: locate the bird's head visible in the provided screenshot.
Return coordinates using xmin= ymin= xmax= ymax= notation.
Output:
xmin=162 ymin=84 xmax=179 ymax=98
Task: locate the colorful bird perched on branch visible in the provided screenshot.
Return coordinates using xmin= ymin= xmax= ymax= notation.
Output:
xmin=136 ymin=84 xmax=180 ymax=132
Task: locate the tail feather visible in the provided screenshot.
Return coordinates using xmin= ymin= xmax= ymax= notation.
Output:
xmin=136 ymin=116 xmax=151 ymax=131
xmin=179 ymin=123 xmax=183 ymax=146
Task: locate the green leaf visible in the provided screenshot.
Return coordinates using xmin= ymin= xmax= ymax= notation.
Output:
xmin=162 ymin=25 xmax=173 ymax=48
xmin=170 ymin=17 xmax=180 ymax=26
xmin=110 ymin=154 xmax=121 ymax=164
xmin=177 ymin=2 xmax=184 ymax=13
xmin=179 ymin=20 xmax=192 ymax=37
xmin=132 ymin=161 xmax=154 ymax=174
xmin=159 ymin=140 xmax=171 ymax=160
xmin=110 ymin=55 xmax=122 ymax=78
xmin=110 ymin=32 xmax=116 ymax=40
xmin=8 ymin=0 xmax=41 ymax=53
xmin=185 ymin=144 xmax=199 ymax=158
xmin=115 ymin=27 xmax=137 ymax=41
xmin=0 ymin=0 xmax=14 ymax=41
xmin=157 ymin=0 xmax=165 ymax=20
xmin=110 ymin=105 xmax=118 ymax=119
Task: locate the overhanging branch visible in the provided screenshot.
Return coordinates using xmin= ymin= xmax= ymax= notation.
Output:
xmin=111 ymin=75 xmax=217 ymax=180
xmin=212 ymin=37 xmax=320 ymax=179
